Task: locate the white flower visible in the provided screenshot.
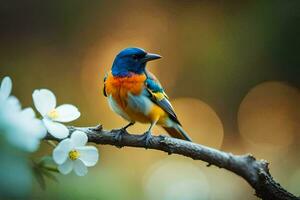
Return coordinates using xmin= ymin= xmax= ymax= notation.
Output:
xmin=4 ymin=106 xmax=47 ymax=152
xmin=0 ymin=76 xmax=47 ymax=152
xmin=32 ymin=89 xmax=80 ymax=139
xmin=0 ymin=76 xmax=12 ymax=100
xmin=53 ymin=131 xmax=99 ymax=176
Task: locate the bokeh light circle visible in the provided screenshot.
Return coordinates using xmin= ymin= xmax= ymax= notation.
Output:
xmin=238 ymin=81 xmax=300 ymax=154
xmin=143 ymin=158 xmax=210 ymax=200
xmin=171 ymin=98 xmax=224 ymax=149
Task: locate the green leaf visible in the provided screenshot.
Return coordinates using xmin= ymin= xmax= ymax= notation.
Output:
xmin=32 ymin=165 xmax=46 ymax=190
xmin=32 ymin=157 xmax=60 ymax=190
xmin=42 ymin=170 xmax=58 ymax=183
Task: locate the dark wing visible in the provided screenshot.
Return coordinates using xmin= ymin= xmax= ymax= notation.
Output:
xmin=103 ymin=73 xmax=107 ymax=97
xmin=144 ymin=71 xmax=181 ymax=125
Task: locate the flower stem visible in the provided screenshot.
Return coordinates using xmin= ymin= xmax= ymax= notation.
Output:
xmin=43 ymin=165 xmax=59 ymax=173
xmin=46 ymin=140 xmax=56 ymax=148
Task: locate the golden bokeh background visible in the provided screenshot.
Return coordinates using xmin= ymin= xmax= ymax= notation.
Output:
xmin=0 ymin=1 xmax=299 ymax=199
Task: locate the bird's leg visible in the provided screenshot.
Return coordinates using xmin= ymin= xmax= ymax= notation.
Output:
xmin=122 ymin=122 xmax=135 ymax=131
xmin=114 ymin=122 xmax=135 ymax=143
xmin=142 ymin=121 xmax=157 ymax=148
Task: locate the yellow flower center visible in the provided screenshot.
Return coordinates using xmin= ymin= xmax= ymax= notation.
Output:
xmin=69 ymin=150 xmax=80 ymax=160
xmin=47 ymin=109 xmax=59 ymax=119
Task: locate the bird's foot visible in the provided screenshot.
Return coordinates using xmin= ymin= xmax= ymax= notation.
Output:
xmin=113 ymin=122 xmax=134 ymax=134
xmin=141 ymin=131 xmax=152 ymax=148
xmin=113 ymin=128 xmax=127 ymax=145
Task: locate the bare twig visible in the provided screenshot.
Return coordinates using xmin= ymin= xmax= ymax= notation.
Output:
xmin=45 ymin=125 xmax=299 ymax=200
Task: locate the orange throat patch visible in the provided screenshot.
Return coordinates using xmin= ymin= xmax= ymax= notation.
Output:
xmin=105 ymin=73 xmax=146 ymax=108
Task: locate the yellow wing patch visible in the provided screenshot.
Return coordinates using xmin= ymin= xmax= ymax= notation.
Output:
xmin=148 ymin=90 xmax=165 ymax=101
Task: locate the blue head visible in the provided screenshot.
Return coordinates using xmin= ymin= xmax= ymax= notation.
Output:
xmin=111 ymin=47 xmax=161 ymax=76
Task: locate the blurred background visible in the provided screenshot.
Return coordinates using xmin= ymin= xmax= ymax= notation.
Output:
xmin=0 ymin=0 xmax=299 ymax=199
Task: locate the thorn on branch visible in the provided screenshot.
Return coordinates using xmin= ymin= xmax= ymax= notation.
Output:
xmin=259 ymin=159 xmax=270 ymax=172
xmin=246 ymin=153 xmax=256 ymax=161
xmin=90 ymin=124 xmax=103 ymax=131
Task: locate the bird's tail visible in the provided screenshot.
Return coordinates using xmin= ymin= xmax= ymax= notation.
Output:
xmin=163 ymin=124 xmax=192 ymax=142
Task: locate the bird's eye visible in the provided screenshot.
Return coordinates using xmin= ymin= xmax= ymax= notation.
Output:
xmin=132 ymin=55 xmax=138 ymax=60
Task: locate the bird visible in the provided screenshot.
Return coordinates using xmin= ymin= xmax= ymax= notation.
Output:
xmin=103 ymin=47 xmax=192 ymax=145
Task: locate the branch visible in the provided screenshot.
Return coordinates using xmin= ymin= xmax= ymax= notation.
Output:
xmin=45 ymin=125 xmax=299 ymax=200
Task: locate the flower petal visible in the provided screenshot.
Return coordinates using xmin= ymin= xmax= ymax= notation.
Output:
xmin=43 ymin=118 xmax=69 ymax=139
xmin=6 ymin=96 xmax=21 ymax=111
xmin=55 ymin=104 xmax=80 ymax=122
xmin=73 ymin=159 xmax=88 ymax=176
xmin=0 ymin=76 xmax=12 ymax=99
xmin=53 ymin=138 xmax=72 ymax=164
xmin=32 ymin=89 xmax=56 ymax=116
xmin=58 ymin=159 xmax=73 ymax=175
xmin=21 ymin=107 xmax=35 ymax=119
xmin=1 ymin=100 xmax=46 ymax=152
xmin=77 ymin=146 xmax=99 ymax=167
xmin=70 ymin=131 xmax=88 ymax=147
xmin=32 ymin=118 xmax=47 ymax=139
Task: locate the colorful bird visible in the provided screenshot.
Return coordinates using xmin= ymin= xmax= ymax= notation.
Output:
xmin=103 ymin=47 xmax=192 ymax=145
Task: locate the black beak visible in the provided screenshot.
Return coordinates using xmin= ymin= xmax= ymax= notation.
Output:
xmin=142 ymin=53 xmax=162 ymax=63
